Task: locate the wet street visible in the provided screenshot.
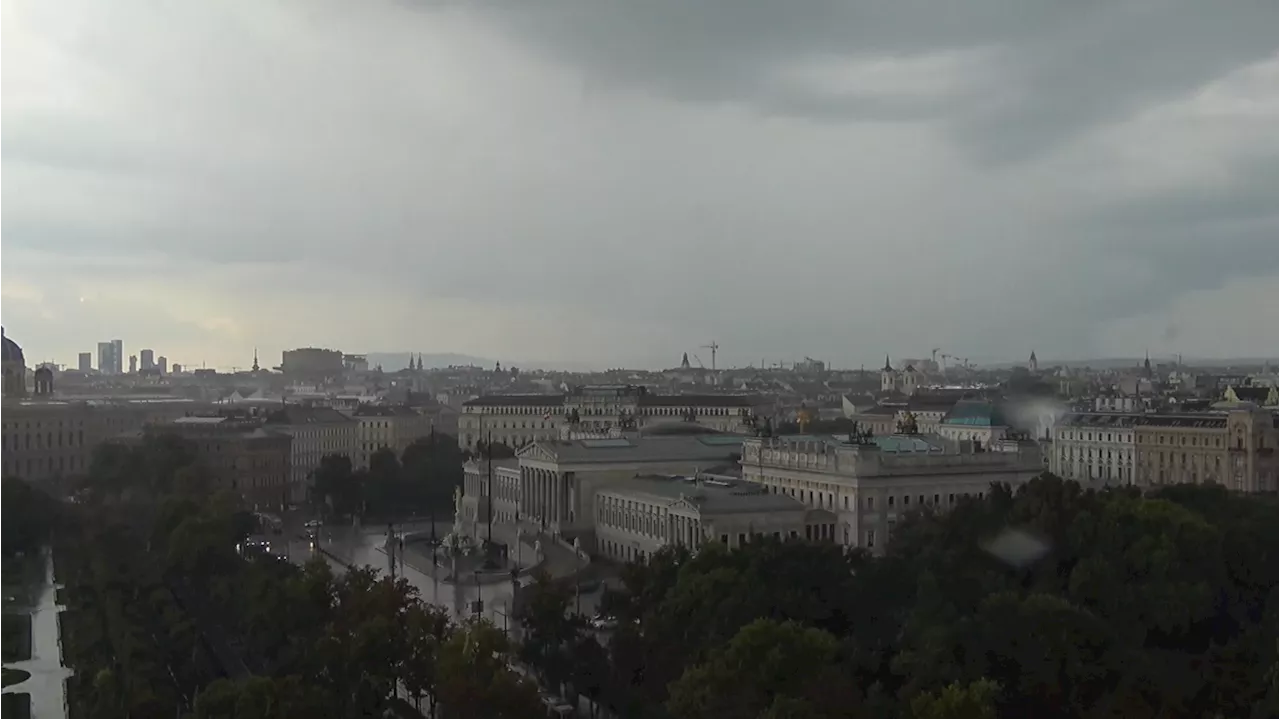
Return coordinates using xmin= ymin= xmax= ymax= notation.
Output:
xmin=277 ymin=524 xmax=604 ymax=630
xmin=0 ymin=530 xmax=601 ymax=719
xmin=2 ymin=550 xmax=71 ymax=719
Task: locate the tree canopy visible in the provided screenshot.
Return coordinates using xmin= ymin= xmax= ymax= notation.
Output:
xmin=313 ymin=434 xmax=467 ymax=521
xmin=561 ymin=474 xmax=1277 ymax=719
xmin=52 ymin=434 xmax=543 ymax=719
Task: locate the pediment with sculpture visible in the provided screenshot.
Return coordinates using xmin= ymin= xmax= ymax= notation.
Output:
xmin=516 ymin=442 xmax=560 ymax=463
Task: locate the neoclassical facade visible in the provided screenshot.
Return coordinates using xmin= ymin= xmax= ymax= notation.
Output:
xmin=460 ymin=432 xmax=845 ymax=561
xmin=1052 ymin=406 xmax=1277 ymax=492
xmin=460 ymin=430 xmax=749 ymax=544
xmin=592 ymin=474 xmax=837 ymax=563
xmin=1 ymin=398 xmax=217 ymax=481
xmin=740 ymin=433 xmax=1043 ymax=553
xmin=458 ymin=385 xmax=770 ymax=451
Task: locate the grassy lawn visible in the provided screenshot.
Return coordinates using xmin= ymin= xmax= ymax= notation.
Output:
xmin=1 ymin=552 xmax=46 ymax=611
xmin=1 ymin=667 xmax=31 ymax=687
xmin=1 ymin=692 xmax=31 ymax=719
xmin=1 ymin=612 xmax=33 ymax=662
xmin=0 ymin=552 xmax=42 ymax=579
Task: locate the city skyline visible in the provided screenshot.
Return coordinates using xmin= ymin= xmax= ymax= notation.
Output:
xmin=2 ymin=0 xmax=1276 ymax=370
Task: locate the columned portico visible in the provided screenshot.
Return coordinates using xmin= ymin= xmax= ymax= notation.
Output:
xmin=518 ymin=466 xmax=564 ymax=530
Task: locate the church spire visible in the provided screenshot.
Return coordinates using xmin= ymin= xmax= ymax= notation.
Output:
xmin=883 ymin=354 xmax=892 ymax=372
xmin=252 ymin=347 xmax=259 ymax=372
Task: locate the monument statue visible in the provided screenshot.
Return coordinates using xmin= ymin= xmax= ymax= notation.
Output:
xmin=452 ymin=486 xmax=466 ymax=537
xmin=573 ymin=537 xmax=584 ymax=558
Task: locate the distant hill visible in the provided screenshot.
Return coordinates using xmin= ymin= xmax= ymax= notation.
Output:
xmin=366 ymin=353 xmax=608 ymax=372
xmin=366 ymin=353 xmax=494 ymax=371
xmin=983 ymin=357 xmax=1276 ymax=370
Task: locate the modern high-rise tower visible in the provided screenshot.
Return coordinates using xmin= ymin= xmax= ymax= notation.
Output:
xmin=97 ymin=341 xmax=121 ymax=374
xmin=140 ymin=349 xmax=155 ymax=370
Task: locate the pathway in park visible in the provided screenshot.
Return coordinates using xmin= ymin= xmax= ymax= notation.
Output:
xmin=1 ymin=549 xmax=71 ymax=719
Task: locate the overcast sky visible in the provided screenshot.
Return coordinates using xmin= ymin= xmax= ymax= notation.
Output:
xmin=3 ymin=0 xmax=1276 ymax=371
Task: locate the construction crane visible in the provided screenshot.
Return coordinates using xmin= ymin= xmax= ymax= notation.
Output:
xmin=940 ymin=353 xmax=953 ymax=371
xmin=701 ymin=341 xmax=720 ymax=371
xmin=931 ymin=348 xmax=940 ymax=366
xmin=692 ymin=354 xmax=707 ymax=369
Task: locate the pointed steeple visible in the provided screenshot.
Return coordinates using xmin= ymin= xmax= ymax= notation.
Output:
xmin=1143 ymin=350 xmax=1152 ymax=377
xmin=252 ymin=347 xmax=259 ymax=372
xmin=883 ymin=354 xmax=892 ymax=372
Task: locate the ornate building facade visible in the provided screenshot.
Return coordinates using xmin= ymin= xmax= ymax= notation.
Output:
xmin=458 ymin=385 xmax=770 ymax=451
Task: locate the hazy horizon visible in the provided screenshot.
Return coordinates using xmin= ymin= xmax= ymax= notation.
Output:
xmin=3 ymin=0 xmax=1276 ymax=369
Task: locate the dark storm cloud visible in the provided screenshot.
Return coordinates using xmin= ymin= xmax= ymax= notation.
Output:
xmin=1006 ymin=149 xmax=1277 ymax=341
xmin=2 ymin=0 xmax=1275 ymax=366
xmin=472 ymin=0 xmax=1276 ymax=163
xmin=1074 ymin=152 xmax=1278 ymax=315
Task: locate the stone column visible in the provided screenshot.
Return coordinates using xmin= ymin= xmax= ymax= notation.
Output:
xmin=550 ymin=471 xmax=558 ymax=525
xmin=521 ymin=467 xmax=530 ymax=517
xmin=535 ymin=469 xmax=542 ymax=522
xmin=543 ymin=471 xmax=550 ymax=525
xmin=540 ymin=470 xmax=548 ymax=524
xmin=547 ymin=470 xmax=555 ymax=525
xmin=556 ymin=474 xmax=564 ymax=525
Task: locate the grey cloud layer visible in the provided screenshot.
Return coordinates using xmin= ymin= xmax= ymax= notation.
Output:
xmin=474 ymin=0 xmax=1276 ymax=162
xmin=1 ymin=0 xmax=1275 ymax=367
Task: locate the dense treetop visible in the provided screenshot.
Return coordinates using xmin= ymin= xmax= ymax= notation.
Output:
xmin=552 ymin=475 xmax=1276 ymax=719
xmin=4 ymin=433 xmax=1274 ymax=719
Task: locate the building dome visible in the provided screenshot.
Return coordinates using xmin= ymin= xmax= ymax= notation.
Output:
xmin=942 ymin=399 xmax=1008 ymax=427
xmin=1 ymin=329 xmax=23 ymax=365
xmin=639 ymin=421 xmax=727 ymax=437
xmin=1 ymin=328 xmax=27 ymax=399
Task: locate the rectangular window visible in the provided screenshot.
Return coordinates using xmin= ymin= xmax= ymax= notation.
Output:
xmin=866 ymin=496 xmax=875 ymax=510
xmin=866 ymin=530 xmax=876 ymax=548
